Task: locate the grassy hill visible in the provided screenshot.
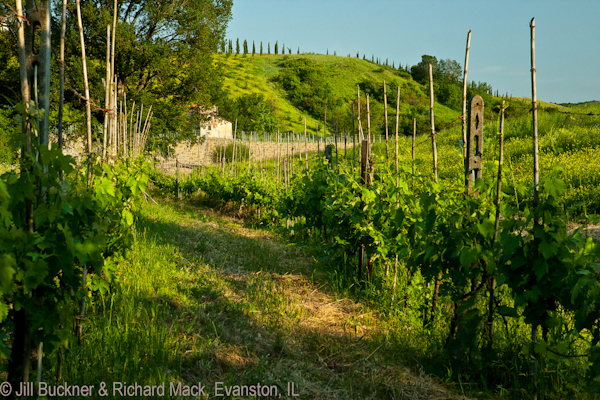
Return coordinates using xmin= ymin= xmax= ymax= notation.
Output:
xmin=214 ymin=53 xmax=459 ymax=135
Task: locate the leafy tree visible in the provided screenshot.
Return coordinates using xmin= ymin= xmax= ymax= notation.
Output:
xmin=438 ymin=58 xmax=462 ymax=84
xmin=52 ymin=0 xmax=233 ymax=141
xmin=410 ymin=55 xmax=438 ymax=84
xmin=216 ymin=92 xmax=278 ymax=132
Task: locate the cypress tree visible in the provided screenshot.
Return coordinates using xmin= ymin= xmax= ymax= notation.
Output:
xmin=228 ymin=39 xmax=232 ymax=53
xmin=252 ymin=41 xmax=256 ymax=56
xmin=220 ymin=40 xmax=226 ymax=53
xmin=297 ymin=46 xmax=300 ymax=54
xmin=236 ymin=38 xmax=240 ymax=54
xmin=260 ymin=41 xmax=263 ymax=55
xmin=268 ymin=42 xmax=270 ymax=54
xmin=357 ymin=52 xmax=359 ymax=58
xmin=386 ymin=58 xmax=388 ymax=66
xmin=326 ymin=48 xmax=328 ymax=55
xmin=392 ymin=61 xmax=395 ymax=69
xmin=363 ymin=54 xmax=366 ymax=60
xmin=243 ymin=39 xmax=247 ymax=54
xmin=274 ymin=41 xmax=278 ymax=54
xmin=282 ymin=43 xmax=285 ymax=53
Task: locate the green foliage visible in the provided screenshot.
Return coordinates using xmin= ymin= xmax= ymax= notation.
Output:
xmin=0 ymin=145 xmax=149 ymax=362
xmin=52 ymin=0 xmax=232 ymax=138
xmin=277 ymin=58 xmax=341 ymax=122
xmin=155 ymin=142 xmax=600 ymax=396
xmin=216 ymin=93 xmax=279 ymax=133
xmin=0 ymin=108 xmax=19 ymax=164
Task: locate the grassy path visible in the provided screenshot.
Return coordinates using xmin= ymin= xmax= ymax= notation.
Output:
xmin=66 ymin=195 xmax=470 ymax=399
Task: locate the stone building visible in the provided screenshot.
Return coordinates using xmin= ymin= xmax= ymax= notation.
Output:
xmin=190 ymin=105 xmax=233 ymax=139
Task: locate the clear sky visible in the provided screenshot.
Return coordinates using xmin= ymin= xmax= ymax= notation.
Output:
xmin=225 ymin=0 xmax=600 ymax=104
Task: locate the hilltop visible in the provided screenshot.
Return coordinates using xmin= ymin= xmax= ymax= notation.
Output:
xmin=212 ymin=53 xmax=581 ymax=138
xmin=214 ymin=53 xmax=460 ymax=135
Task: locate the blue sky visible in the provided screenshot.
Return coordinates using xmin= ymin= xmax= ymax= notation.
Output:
xmin=226 ymin=0 xmax=600 ymax=104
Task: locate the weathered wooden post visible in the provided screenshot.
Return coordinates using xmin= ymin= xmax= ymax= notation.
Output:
xmin=176 ymin=158 xmax=181 ymax=199
xmin=530 ymin=17 xmax=539 ymax=400
xmin=465 ymin=95 xmax=484 ymax=194
xmin=384 ymin=80 xmax=389 ymax=162
xmin=462 ymin=30 xmax=472 ymax=161
xmin=429 ymin=64 xmax=438 ymax=182
xmin=358 ymin=139 xmax=374 ymax=282
xmin=324 ymin=144 xmax=333 ymax=169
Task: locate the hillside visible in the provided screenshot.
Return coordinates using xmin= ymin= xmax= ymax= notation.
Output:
xmin=214 ymin=53 xmax=460 ymax=135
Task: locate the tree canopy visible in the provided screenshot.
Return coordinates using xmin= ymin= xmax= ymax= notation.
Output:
xmin=0 ymin=0 xmax=233 ymax=142
xmin=60 ymin=0 xmax=232 ymax=133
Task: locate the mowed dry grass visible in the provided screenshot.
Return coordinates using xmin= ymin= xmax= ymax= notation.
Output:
xmin=140 ymin=196 xmax=472 ymax=400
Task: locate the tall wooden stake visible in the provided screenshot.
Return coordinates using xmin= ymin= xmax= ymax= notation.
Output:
xmin=367 ymin=94 xmax=371 ymax=149
xmin=530 ymin=17 xmax=539 ymax=400
xmin=462 ymin=30 xmax=471 ymax=160
xmin=429 ymin=64 xmax=438 ymax=182
xmin=412 ymin=118 xmax=416 ymax=175
xmin=76 ymin=0 xmax=92 ymax=350
xmin=393 ymin=85 xmax=400 ymax=296
xmin=304 ymin=118 xmax=309 ymax=174
xmin=58 ymin=0 xmax=67 ymax=154
xmin=384 ymin=80 xmax=389 ymax=162
xmin=488 ymin=100 xmax=505 ymax=348
xmin=103 ymin=25 xmax=111 ymax=161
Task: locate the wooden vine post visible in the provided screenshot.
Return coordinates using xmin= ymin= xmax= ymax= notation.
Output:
xmin=530 ymin=17 xmax=539 ymax=400
xmin=465 ymin=95 xmax=484 ymax=194
xmin=393 ymin=85 xmax=400 ymax=296
xmin=75 ymin=0 xmax=93 ymax=349
xmin=488 ymin=100 xmax=506 ymax=348
xmin=428 ymin=64 xmax=438 ymax=182
xmin=304 ymin=118 xmax=309 ymax=175
xmin=412 ymin=118 xmax=416 ymax=175
xmin=358 ymin=139 xmax=373 ymax=282
xmin=462 ymin=30 xmax=472 ymax=160
xmin=383 ymin=80 xmax=389 ymax=162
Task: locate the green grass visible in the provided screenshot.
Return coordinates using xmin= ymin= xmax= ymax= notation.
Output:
xmin=51 ymin=195 xmax=470 ymax=399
